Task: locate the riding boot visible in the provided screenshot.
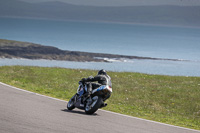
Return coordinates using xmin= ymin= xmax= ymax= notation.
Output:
xmin=86 ymin=83 xmax=92 ymax=97
xmin=83 ymin=83 xmax=92 ymax=102
xmin=100 ymin=103 xmax=107 ymax=108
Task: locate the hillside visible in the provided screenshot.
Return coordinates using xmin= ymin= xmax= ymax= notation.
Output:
xmin=0 ymin=39 xmax=104 ymax=62
xmin=0 ymin=39 xmax=180 ymax=62
xmin=0 ymin=0 xmax=200 ymax=27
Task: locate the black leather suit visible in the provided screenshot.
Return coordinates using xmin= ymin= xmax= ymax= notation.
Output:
xmin=82 ymin=74 xmax=112 ymax=94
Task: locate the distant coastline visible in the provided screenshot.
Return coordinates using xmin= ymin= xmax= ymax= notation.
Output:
xmin=1 ymin=0 xmax=200 ymax=28
xmin=0 ymin=39 xmax=184 ymax=62
xmin=1 ymin=16 xmax=200 ymax=29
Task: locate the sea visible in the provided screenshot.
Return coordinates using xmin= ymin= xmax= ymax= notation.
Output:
xmin=0 ymin=17 xmax=200 ymax=77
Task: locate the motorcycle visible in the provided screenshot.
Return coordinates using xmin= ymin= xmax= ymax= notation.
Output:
xmin=67 ymin=81 xmax=112 ymax=114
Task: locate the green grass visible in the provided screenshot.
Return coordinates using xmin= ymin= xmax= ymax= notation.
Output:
xmin=0 ymin=66 xmax=200 ymax=130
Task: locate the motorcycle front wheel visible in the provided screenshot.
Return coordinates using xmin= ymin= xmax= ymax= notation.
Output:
xmin=67 ymin=94 xmax=76 ymax=110
xmin=85 ymin=96 xmax=102 ymax=114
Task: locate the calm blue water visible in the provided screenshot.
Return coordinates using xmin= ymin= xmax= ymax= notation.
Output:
xmin=0 ymin=17 xmax=200 ymax=76
xmin=0 ymin=58 xmax=200 ymax=77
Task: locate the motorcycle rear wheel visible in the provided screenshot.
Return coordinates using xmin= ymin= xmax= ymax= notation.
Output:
xmin=85 ymin=96 xmax=102 ymax=114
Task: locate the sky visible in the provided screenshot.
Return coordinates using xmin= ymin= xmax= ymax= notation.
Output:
xmin=20 ymin=0 xmax=200 ymax=6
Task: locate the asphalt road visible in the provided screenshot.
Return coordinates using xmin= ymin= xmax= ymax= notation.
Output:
xmin=0 ymin=82 xmax=199 ymax=133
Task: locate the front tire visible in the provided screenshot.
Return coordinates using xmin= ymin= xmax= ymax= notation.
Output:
xmin=85 ymin=96 xmax=102 ymax=114
xmin=67 ymin=94 xmax=76 ymax=110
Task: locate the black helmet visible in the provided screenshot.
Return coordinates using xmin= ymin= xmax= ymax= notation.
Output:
xmin=98 ymin=69 xmax=107 ymax=75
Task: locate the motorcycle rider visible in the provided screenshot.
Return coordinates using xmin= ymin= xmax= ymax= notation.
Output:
xmin=80 ymin=69 xmax=112 ymax=106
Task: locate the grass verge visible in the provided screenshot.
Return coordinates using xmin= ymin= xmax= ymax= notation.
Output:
xmin=0 ymin=66 xmax=200 ymax=130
